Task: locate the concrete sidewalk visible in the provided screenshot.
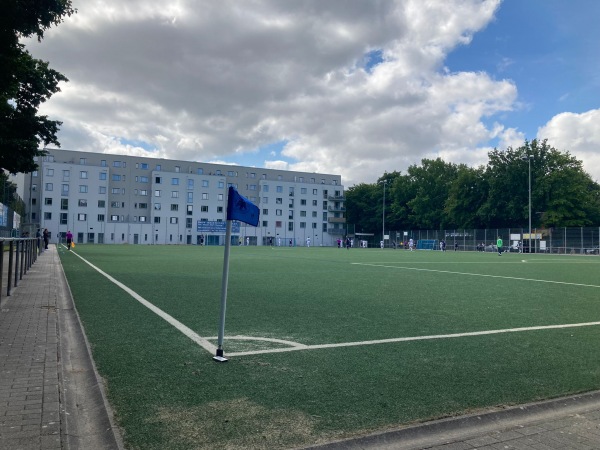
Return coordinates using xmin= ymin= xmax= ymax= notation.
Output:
xmin=0 ymin=245 xmax=122 ymax=450
xmin=2 ymin=244 xmax=600 ymax=449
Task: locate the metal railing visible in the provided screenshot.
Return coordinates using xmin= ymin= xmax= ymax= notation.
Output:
xmin=0 ymin=238 xmax=42 ymax=303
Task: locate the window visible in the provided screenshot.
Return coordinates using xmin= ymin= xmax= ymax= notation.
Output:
xmin=171 ymin=178 xmax=179 ymax=185
xmin=312 ymin=211 xmax=317 ymax=218
xmin=300 ymin=222 xmax=306 ymax=228
xmin=138 ymin=203 xmax=148 ymax=209
xmin=218 ymin=181 xmax=225 ymax=188
xmin=111 ymin=201 xmax=121 ymax=208
xmin=300 ymin=211 xmax=306 ymax=217
xmin=46 ymin=168 xmax=54 ymax=176
xmin=45 ymin=183 xmax=53 ymax=191
xmin=140 ymin=176 xmax=149 ymax=183
xmin=78 ymin=214 xmax=87 ymax=221
xmin=202 ymin=193 xmax=208 ymax=200
xmin=98 ymin=200 xmax=105 ymax=208
xmin=98 ymin=214 xmax=105 ymax=221
xmin=262 ymin=209 xmax=268 ymax=215
xmin=175 ymin=166 xmax=180 ymax=173
xmin=218 ymin=194 xmax=223 ymax=201
xmin=313 ymin=222 xmax=317 ymax=229
xmin=288 ymin=222 xmax=294 ymax=231
xmin=113 ymin=161 xmax=122 ymax=167
xmin=301 ymin=188 xmax=307 ymax=194
xmin=112 ymin=174 xmax=121 ymax=181
xmin=61 ymin=199 xmax=69 ymax=210
xmin=227 ymin=170 xmax=236 ymax=177
xmin=262 ymin=197 xmax=268 ymax=204
xmin=156 ymin=164 xmax=161 ymax=171
xmin=262 ymin=220 xmax=268 ymax=227
xmin=101 ymin=160 xmax=107 ymax=167
xmin=80 ymin=171 xmax=88 ymax=179
xmin=215 ymin=170 xmax=222 ymax=176
xmin=78 ymin=199 xmax=87 ymax=207
xmin=249 ymin=184 xmax=256 ymax=190
xmin=154 ymin=217 xmax=161 ymax=223
xmin=276 ymin=209 xmax=282 ymax=216
xmin=32 ymin=184 xmax=37 ymax=191
xmin=33 ymin=170 xmax=39 ymax=177
xmin=289 ymin=187 xmax=294 ymax=196
xmin=44 ymin=212 xmax=52 ymax=220
xmin=187 ymin=179 xmax=194 ymax=189
xmin=186 ymin=218 xmax=192 ymax=229
xmin=201 ymin=205 xmax=208 ymax=212
xmin=187 ymin=192 xmax=193 ymax=203
xmin=197 ymin=168 xmax=203 ymax=175
xmin=80 ymin=158 xmax=87 ymax=165
xmin=262 ymin=185 xmax=269 ymax=192
xmin=63 ymin=170 xmax=70 ymax=180
xmin=154 ymin=190 xmax=161 ymax=197
xmin=289 ymin=210 xmax=294 ymax=219
xmin=140 ymin=189 xmax=148 ymax=196
xmin=79 ymin=185 xmax=88 ymax=193
xmin=202 ymin=180 xmax=209 ymax=187
xmin=111 ymin=188 xmax=121 ymax=194
xmin=140 ymin=163 xmax=149 ymax=170
xmin=187 ymin=205 xmax=193 ymax=215
xmin=44 ymin=197 xmax=53 ymax=205
xmin=299 ymin=177 xmax=304 ymax=183
xmin=276 ymin=221 xmax=282 ymax=228
xmin=111 ymin=215 xmax=119 ymax=221
xmin=276 ymin=198 xmax=282 ymax=204
xmin=312 ymin=200 xmax=318 ymax=206
xmin=170 ymin=204 xmax=179 ymax=211
xmin=217 ymin=206 xmax=223 ymax=213
xmin=313 ymin=189 xmax=318 ymax=195
xmin=60 ymin=213 xmax=67 ymax=225
xmin=154 ymin=203 xmax=161 ymax=210
xmin=99 ymin=172 xmax=107 ymax=180
xmin=301 ymin=199 xmax=307 ymax=205
xmin=171 ymin=191 xmax=179 ymax=198
xmin=99 ymin=186 xmax=106 ymax=194
xmin=170 ymin=217 xmax=178 ymax=224
xmin=139 ymin=216 xmax=147 ymax=222
xmin=155 ymin=176 xmax=162 ymax=184
xmin=276 ymin=186 xmax=283 ymax=193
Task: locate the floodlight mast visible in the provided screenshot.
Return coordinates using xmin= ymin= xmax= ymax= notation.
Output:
xmin=521 ymin=155 xmax=533 ymax=252
xmin=381 ymin=180 xmax=387 ymax=248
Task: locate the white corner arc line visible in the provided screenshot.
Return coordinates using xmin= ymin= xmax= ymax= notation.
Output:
xmin=352 ymin=263 xmax=600 ymax=288
xmin=67 ymin=248 xmax=217 ymax=355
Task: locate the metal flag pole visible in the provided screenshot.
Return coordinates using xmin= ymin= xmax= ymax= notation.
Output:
xmin=214 ymin=219 xmax=233 ymax=362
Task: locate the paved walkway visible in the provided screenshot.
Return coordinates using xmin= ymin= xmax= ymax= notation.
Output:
xmin=1 ymin=244 xmax=600 ymax=449
xmin=0 ymin=245 xmax=122 ymax=450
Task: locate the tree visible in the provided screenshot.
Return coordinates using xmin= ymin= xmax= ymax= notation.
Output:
xmin=444 ymin=165 xmax=488 ymax=229
xmin=0 ymin=0 xmax=75 ymax=174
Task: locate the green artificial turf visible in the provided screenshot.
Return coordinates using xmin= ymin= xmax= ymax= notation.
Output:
xmin=58 ymin=244 xmax=600 ymax=449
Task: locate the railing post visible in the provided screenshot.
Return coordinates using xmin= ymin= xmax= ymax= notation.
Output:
xmin=8 ymin=240 xmax=14 ymax=295
xmin=0 ymin=241 xmax=4 ymax=303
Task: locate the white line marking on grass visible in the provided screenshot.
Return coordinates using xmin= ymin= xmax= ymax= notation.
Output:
xmin=67 ymin=249 xmax=218 ymax=355
xmin=352 ymin=263 xmax=600 ymax=288
xmin=225 ymin=321 xmax=600 ymax=356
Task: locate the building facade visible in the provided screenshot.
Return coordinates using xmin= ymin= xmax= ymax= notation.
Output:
xmin=23 ymin=149 xmax=346 ymax=246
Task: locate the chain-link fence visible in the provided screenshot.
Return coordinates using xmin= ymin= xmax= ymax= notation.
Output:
xmin=379 ymin=227 xmax=600 ymax=254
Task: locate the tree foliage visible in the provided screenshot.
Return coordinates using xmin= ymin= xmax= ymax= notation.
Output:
xmin=346 ymin=140 xmax=600 ymax=233
xmin=0 ymin=0 xmax=75 ymax=174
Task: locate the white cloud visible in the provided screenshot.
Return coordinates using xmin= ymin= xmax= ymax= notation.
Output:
xmin=28 ymin=0 xmax=514 ymax=186
xmin=537 ymin=109 xmax=600 ymax=182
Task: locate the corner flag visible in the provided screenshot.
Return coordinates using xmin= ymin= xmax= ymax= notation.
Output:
xmin=226 ymin=186 xmax=259 ymax=226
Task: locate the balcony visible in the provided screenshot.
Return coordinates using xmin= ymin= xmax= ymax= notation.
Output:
xmin=328 ymin=195 xmax=345 ymax=201
xmin=327 ymin=217 xmax=346 ymax=224
xmin=327 ymin=228 xmax=345 ymax=235
xmin=328 ymin=206 xmax=346 ymax=212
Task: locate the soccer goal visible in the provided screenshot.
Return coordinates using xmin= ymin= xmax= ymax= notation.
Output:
xmin=417 ymin=239 xmax=437 ymax=250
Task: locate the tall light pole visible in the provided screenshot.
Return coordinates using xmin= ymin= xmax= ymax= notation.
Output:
xmin=521 ymin=155 xmax=533 ymax=252
xmin=381 ymin=179 xmax=387 ymax=248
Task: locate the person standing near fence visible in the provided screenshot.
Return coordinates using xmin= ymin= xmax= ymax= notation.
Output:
xmin=66 ymin=230 xmax=73 ymax=251
xmin=497 ymin=236 xmax=503 ymax=256
xmin=43 ymin=229 xmax=49 ymax=249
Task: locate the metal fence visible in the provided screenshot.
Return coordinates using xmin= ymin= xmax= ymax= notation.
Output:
xmin=380 ymin=227 xmax=600 ymax=254
xmin=0 ymin=238 xmax=42 ymax=303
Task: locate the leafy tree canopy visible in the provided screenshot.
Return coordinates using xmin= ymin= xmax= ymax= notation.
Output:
xmin=0 ymin=0 xmax=75 ymax=174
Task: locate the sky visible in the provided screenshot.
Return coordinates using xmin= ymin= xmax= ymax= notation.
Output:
xmin=25 ymin=0 xmax=600 ymax=186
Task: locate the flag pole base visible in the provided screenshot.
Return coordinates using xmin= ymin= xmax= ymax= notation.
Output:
xmin=213 ymin=348 xmax=228 ymax=362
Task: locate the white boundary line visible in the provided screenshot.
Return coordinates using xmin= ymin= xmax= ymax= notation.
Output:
xmin=66 ymin=247 xmax=218 ymax=355
xmin=352 ymin=263 xmax=600 ymax=288
xmin=62 ymin=247 xmax=600 ymax=358
xmin=222 ymin=321 xmax=600 ymax=356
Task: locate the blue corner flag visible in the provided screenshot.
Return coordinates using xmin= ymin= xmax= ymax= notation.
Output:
xmin=226 ymin=186 xmax=259 ymax=227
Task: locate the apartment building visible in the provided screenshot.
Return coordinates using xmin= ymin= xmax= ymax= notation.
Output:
xmin=23 ymin=149 xmax=346 ymax=246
